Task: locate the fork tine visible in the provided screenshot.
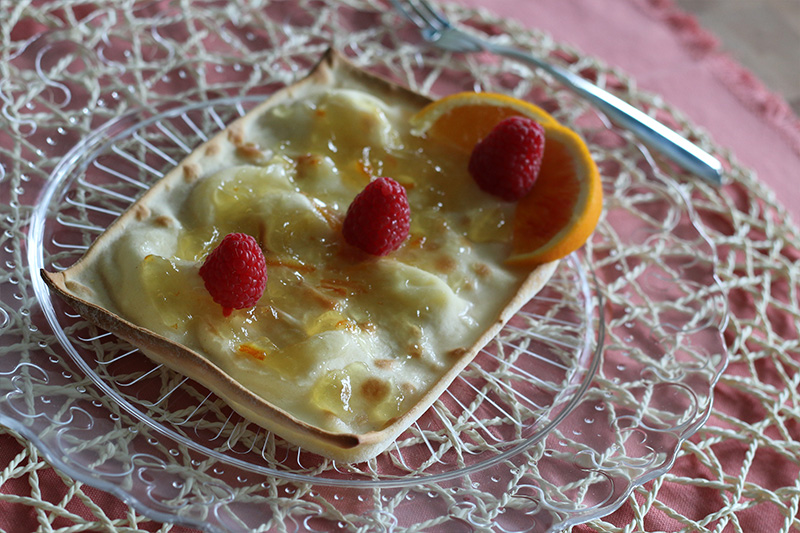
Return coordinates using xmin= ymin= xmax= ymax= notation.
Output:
xmin=390 ymin=0 xmax=426 ymax=29
xmin=391 ymin=0 xmax=449 ymax=32
xmin=414 ymin=0 xmax=451 ymax=29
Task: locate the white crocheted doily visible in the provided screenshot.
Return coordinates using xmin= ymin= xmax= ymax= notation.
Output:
xmin=0 ymin=1 xmax=796 ymax=532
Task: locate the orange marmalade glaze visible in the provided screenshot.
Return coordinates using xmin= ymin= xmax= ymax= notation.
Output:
xmin=79 ymin=88 xmax=527 ymax=434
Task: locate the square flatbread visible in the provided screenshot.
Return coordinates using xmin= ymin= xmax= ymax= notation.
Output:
xmin=42 ymin=50 xmax=557 ymax=463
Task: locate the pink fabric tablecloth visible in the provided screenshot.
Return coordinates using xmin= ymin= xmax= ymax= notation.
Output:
xmin=2 ymin=0 xmax=799 ymax=531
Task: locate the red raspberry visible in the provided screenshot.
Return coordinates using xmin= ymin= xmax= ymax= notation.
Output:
xmin=468 ymin=116 xmax=546 ymax=201
xmin=199 ymin=233 xmax=267 ymax=316
xmin=342 ymin=177 xmax=410 ymax=256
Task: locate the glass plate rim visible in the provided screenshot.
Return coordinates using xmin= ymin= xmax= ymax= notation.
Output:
xmin=27 ymin=94 xmax=605 ymax=488
xmin=2 ymin=2 xmax=731 ymax=529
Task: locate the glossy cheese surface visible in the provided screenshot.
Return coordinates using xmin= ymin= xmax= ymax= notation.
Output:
xmin=75 ymin=88 xmax=527 ymax=434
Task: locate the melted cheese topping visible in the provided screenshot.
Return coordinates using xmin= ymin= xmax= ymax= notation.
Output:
xmin=78 ymin=88 xmax=528 ymax=434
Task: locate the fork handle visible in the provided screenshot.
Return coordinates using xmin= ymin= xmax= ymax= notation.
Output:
xmin=489 ymin=43 xmax=723 ymax=185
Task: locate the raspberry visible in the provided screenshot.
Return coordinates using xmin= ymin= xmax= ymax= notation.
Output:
xmin=468 ymin=116 xmax=546 ymax=201
xmin=199 ymin=233 xmax=267 ymax=316
xmin=342 ymin=177 xmax=411 ymax=256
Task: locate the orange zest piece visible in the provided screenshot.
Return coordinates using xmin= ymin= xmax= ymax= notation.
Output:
xmin=238 ymin=343 xmax=267 ymax=361
xmin=410 ymin=92 xmax=602 ymax=265
xmin=410 ymin=92 xmax=559 ymax=153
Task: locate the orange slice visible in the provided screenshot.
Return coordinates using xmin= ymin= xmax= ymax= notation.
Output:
xmin=411 ymin=92 xmax=602 ymax=266
xmin=410 ymin=92 xmax=559 ymax=152
xmin=508 ymin=124 xmax=602 ymax=265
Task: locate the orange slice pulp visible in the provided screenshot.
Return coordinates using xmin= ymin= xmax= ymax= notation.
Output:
xmin=409 ymin=92 xmax=602 ymax=266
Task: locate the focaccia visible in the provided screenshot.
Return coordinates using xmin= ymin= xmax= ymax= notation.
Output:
xmin=42 ymin=50 xmax=558 ymax=463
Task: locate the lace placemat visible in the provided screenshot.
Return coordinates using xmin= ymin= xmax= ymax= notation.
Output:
xmin=0 ymin=1 xmax=797 ymax=532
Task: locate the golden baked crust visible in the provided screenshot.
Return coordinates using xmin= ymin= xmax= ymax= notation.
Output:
xmin=41 ymin=49 xmax=558 ymax=463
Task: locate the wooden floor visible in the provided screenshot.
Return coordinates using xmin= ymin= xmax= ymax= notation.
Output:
xmin=676 ymin=0 xmax=800 ymax=116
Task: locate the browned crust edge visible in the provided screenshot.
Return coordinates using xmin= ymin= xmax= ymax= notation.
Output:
xmin=41 ymin=49 xmax=558 ymax=463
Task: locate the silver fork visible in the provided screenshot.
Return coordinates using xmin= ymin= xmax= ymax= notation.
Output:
xmin=391 ymin=0 xmax=723 ymax=185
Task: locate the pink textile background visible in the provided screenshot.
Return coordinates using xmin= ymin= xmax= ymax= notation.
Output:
xmin=2 ymin=0 xmax=799 ymax=531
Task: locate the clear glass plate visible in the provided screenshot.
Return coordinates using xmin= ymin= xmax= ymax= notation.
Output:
xmin=1 ymin=1 xmax=727 ymax=531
